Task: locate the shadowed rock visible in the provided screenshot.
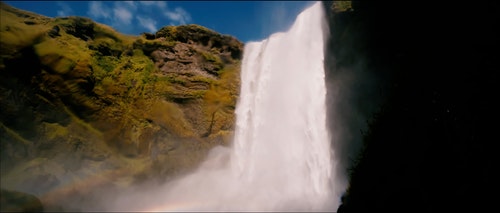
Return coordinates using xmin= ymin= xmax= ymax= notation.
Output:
xmin=325 ymin=1 xmax=498 ymax=212
xmin=0 ymin=189 xmax=44 ymax=212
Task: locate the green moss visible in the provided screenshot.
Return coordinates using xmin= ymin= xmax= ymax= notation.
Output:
xmin=158 ymin=75 xmax=188 ymax=85
xmin=200 ymin=63 xmax=240 ymax=136
xmin=198 ymin=49 xmax=224 ymax=71
xmin=1 ymin=2 xmax=243 ymax=180
xmin=155 ymin=26 xmax=178 ymax=41
xmin=42 ymin=122 xmax=69 ymax=140
xmin=35 ymin=37 xmax=87 ymax=59
xmin=93 ymin=23 xmax=123 ymax=42
xmin=91 ymin=50 xmax=157 ymax=102
xmin=88 ymin=37 xmax=123 ymax=56
xmin=92 ymin=56 xmax=120 ymax=73
xmin=190 ymin=75 xmax=215 ymax=84
xmin=100 ymin=76 xmax=114 ymax=87
xmin=200 ymin=51 xmax=217 ymax=62
xmin=132 ymin=49 xmax=145 ymax=56
xmin=155 ymin=81 xmax=207 ymax=101
xmin=137 ymin=39 xmax=176 ymax=55
xmin=0 ymin=5 xmax=49 ymax=55
xmin=332 ymin=1 xmax=353 ymax=12
xmin=149 ymin=100 xmax=194 ymax=137
xmin=39 ymin=53 xmax=76 ymax=74
xmin=32 ymin=29 xmax=95 ymax=75
xmin=0 ymin=122 xmax=31 ymax=146
xmin=61 ymin=104 xmax=102 ymax=137
xmin=217 ymin=63 xmax=240 ymax=104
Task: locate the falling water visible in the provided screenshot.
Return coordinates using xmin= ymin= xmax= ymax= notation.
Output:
xmin=110 ymin=2 xmax=339 ymax=211
xmin=231 ymin=0 xmax=334 ymax=210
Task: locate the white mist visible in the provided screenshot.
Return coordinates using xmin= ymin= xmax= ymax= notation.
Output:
xmin=109 ymin=2 xmax=340 ymax=211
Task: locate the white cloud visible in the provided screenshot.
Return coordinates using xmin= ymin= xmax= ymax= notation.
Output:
xmin=56 ymin=2 xmax=73 ymax=17
xmin=113 ymin=7 xmax=133 ymax=25
xmin=116 ymin=1 xmax=137 ymax=11
xmin=88 ymin=1 xmax=110 ymax=19
xmin=139 ymin=1 xmax=166 ymax=9
xmin=137 ymin=16 xmax=157 ymax=33
xmin=124 ymin=1 xmax=136 ymax=8
xmin=88 ymin=1 xmax=134 ymax=32
xmin=164 ymin=7 xmax=192 ymax=25
xmin=86 ymin=1 xmax=193 ymax=35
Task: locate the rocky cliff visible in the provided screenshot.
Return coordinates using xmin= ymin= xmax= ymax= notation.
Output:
xmin=324 ymin=1 xmax=498 ymax=213
xmin=0 ymin=2 xmax=242 ymax=211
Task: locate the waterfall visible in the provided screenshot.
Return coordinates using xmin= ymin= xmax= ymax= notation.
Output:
xmin=231 ymin=0 xmax=334 ymax=209
xmin=111 ymin=2 xmax=339 ymax=211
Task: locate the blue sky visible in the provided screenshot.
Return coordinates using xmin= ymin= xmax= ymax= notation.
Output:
xmin=3 ymin=1 xmax=314 ymax=43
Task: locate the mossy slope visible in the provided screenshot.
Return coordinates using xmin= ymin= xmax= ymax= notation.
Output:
xmin=0 ymin=2 xmax=243 ymax=210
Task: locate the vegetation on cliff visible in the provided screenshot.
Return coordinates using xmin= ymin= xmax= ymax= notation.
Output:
xmin=0 ymin=2 xmax=243 ymax=211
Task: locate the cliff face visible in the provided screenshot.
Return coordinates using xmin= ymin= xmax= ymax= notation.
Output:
xmin=324 ymin=1 xmax=498 ymax=212
xmin=0 ymin=2 xmax=242 ymax=210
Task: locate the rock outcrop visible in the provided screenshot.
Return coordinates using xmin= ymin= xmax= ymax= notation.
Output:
xmin=0 ymin=2 xmax=242 ymax=211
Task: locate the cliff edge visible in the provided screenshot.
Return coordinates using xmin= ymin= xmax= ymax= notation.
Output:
xmin=0 ymin=2 xmax=243 ymax=211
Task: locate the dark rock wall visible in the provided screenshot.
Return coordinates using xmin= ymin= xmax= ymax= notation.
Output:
xmin=324 ymin=1 xmax=499 ymax=212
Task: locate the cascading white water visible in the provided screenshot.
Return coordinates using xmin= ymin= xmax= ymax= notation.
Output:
xmin=231 ymin=0 xmax=334 ymax=209
xmin=110 ymin=2 xmax=339 ymax=211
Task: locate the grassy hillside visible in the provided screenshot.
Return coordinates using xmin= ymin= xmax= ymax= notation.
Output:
xmin=0 ymin=2 xmax=243 ymax=211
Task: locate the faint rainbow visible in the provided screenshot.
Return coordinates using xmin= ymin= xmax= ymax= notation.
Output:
xmin=38 ymin=166 xmax=132 ymax=207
